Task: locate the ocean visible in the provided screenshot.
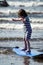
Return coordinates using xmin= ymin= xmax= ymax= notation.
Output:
xmin=0 ymin=0 xmax=43 ymax=65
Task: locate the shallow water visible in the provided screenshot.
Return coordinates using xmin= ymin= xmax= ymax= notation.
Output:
xmin=0 ymin=0 xmax=43 ymax=65
xmin=0 ymin=54 xmax=43 ymax=65
xmin=0 ymin=40 xmax=43 ymax=65
xmin=0 ymin=39 xmax=43 ymax=65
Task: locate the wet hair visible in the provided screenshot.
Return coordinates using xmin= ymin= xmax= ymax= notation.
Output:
xmin=18 ymin=9 xmax=28 ymax=18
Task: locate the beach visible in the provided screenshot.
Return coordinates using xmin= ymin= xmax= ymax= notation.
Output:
xmin=0 ymin=0 xmax=43 ymax=65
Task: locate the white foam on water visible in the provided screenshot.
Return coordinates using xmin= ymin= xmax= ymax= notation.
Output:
xmin=0 ymin=23 xmax=43 ymax=30
xmin=0 ymin=0 xmax=43 ymax=30
xmin=31 ymin=23 xmax=43 ymax=29
xmin=0 ymin=23 xmax=23 ymax=29
xmin=30 ymin=18 xmax=43 ymax=23
xmin=37 ymin=2 xmax=43 ymax=6
xmin=12 ymin=1 xmax=34 ymax=7
xmin=0 ymin=1 xmax=43 ymax=14
xmin=0 ymin=18 xmax=43 ymax=23
xmin=8 ymin=1 xmax=43 ymax=7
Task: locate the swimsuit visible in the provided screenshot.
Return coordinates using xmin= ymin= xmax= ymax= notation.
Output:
xmin=23 ymin=16 xmax=32 ymax=40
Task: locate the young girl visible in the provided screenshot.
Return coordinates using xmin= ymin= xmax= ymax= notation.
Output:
xmin=12 ymin=9 xmax=32 ymax=54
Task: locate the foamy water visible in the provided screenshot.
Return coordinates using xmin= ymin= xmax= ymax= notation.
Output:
xmin=0 ymin=23 xmax=43 ymax=30
xmin=0 ymin=0 xmax=43 ymax=13
xmin=0 ymin=17 xmax=43 ymax=29
xmin=8 ymin=1 xmax=43 ymax=7
xmin=0 ymin=0 xmax=43 ymax=39
xmin=0 ymin=1 xmax=43 ymax=65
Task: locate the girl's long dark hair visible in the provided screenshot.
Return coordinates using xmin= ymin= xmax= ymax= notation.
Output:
xmin=18 ymin=9 xmax=28 ymax=18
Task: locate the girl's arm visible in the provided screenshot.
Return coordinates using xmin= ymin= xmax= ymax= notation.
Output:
xmin=12 ymin=18 xmax=22 ymax=21
xmin=12 ymin=18 xmax=26 ymax=22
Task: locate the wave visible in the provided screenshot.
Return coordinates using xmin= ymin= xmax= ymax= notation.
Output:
xmin=8 ymin=1 xmax=43 ymax=7
xmin=0 ymin=17 xmax=43 ymax=23
xmin=7 ymin=0 xmax=43 ymax=2
xmin=0 ymin=37 xmax=43 ymax=41
xmin=30 ymin=18 xmax=43 ymax=23
xmin=0 ymin=1 xmax=43 ymax=13
xmin=0 ymin=23 xmax=23 ymax=29
xmin=0 ymin=23 xmax=43 ymax=30
xmin=0 ymin=11 xmax=43 ymax=18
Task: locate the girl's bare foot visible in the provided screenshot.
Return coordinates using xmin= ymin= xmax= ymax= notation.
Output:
xmin=22 ymin=48 xmax=27 ymax=51
xmin=26 ymin=50 xmax=31 ymax=54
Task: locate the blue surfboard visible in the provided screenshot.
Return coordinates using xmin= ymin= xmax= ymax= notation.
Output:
xmin=12 ymin=47 xmax=43 ymax=57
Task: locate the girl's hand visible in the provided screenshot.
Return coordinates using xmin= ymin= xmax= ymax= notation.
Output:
xmin=12 ymin=19 xmax=15 ymax=21
xmin=12 ymin=18 xmax=22 ymax=21
xmin=12 ymin=18 xmax=25 ymax=21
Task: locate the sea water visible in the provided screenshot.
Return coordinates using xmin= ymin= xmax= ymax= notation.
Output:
xmin=0 ymin=0 xmax=43 ymax=65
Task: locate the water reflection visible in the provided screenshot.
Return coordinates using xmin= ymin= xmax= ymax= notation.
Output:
xmin=23 ymin=57 xmax=30 ymax=65
xmin=23 ymin=55 xmax=43 ymax=65
xmin=33 ymin=55 xmax=43 ymax=63
xmin=33 ymin=58 xmax=43 ymax=63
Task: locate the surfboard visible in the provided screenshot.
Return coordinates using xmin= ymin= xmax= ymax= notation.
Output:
xmin=12 ymin=47 xmax=43 ymax=57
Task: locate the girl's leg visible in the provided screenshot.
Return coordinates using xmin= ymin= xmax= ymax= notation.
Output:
xmin=27 ymin=40 xmax=31 ymax=52
xmin=22 ymin=38 xmax=27 ymax=51
xmin=23 ymin=39 xmax=31 ymax=53
xmin=24 ymin=38 xmax=27 ymax=50
xmin=26 ymin=32 xmax=31 ymax=53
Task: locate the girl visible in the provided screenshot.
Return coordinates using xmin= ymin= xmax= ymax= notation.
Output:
xmin=12 ymin=9 xmax=32 ymax=54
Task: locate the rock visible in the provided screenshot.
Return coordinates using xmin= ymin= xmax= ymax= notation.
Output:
xmin=0 ymin=0 xmax=9 ymax=7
